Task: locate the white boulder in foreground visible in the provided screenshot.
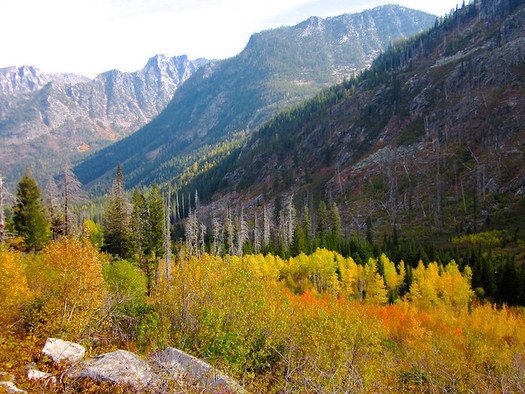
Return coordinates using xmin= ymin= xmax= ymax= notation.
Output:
xmin=66 ymin=349 xmax=155 ymax=390
xmin=42 ymin=338 xmax=85 ymax=364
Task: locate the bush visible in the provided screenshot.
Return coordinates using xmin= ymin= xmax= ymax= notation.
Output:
xmin=24 ymin=237 xmax=108 ymax=339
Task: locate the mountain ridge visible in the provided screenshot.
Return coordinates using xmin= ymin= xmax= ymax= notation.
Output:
xmin=179 ymin=0 xmax=525 ymax=243
xmin=73 ymin=5 xmax=437 ymax=193
xmin=0 ymin=55 xmax=209 ymax=186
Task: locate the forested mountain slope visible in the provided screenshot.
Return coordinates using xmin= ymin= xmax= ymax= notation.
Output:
xmin=74 ymin=5 xmax=436 ymax=192
xmin=0 ymin=55 xmax=207 ymax=187
xmin=184 ymin=0 xmax=525 ymax=243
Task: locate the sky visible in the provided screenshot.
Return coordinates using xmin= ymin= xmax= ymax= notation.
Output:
xmin=0 ymin=0 xmax=463 ymax=79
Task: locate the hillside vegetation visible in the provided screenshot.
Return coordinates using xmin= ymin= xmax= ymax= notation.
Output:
xmin=179 ymin=0 xmax=525 ymax=248
xmin=1 ymin=241 xmax=524 ymax=392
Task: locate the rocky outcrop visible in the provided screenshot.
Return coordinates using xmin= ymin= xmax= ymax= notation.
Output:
xmin=27 ymin=368 xmax=56 ymax=385
xmin=66 ymin=349 xmax=156 ymax=390
xmin=153 ymin=347 xmax=245 ymax=393
xmin=42 ymin=338 xmax=85 ymax=364
xmin=2 ymin=339 xmax=245 ymax=392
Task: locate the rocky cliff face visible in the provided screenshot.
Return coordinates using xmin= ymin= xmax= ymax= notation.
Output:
xmin=0 ymin=55 xmax=208 ymax=184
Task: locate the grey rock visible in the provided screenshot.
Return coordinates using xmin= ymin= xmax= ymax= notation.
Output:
xmin=0 ymin=372 xmax=26 ymax=393
xmin=0 ymin=381 xmax=27 ymax=394
xmin=42 ymin=338 xmax=85 ymax=364
xmin=153 ymin=347 xmax=245 ymax=393
xmin=27 ymin=368 xmax=56 ymax=385
xmin=66 ymin=349 xmax=155 ymax=390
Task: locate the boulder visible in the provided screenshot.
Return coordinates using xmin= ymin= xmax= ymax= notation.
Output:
xmin=0 ymin=372 xmax=27 ymax=393
xmin=27 ymin=368 xmax=57 ymax=384
xmin=66 ymin=349 xmax=155 ymax=390
xmin=42 ymin=338 xmax=85 ymax=364
xmin=153 ymin=347 xmax=245 ymax=393
xmin=0 ymin=381 xmax=27 ymax=394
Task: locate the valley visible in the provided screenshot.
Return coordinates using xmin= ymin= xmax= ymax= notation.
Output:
xmin=1 ymin=1 xmax=525 ymax=392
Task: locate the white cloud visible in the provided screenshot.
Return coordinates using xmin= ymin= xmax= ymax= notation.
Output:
xmin=0 ymin=0 xmax=463 ymax=78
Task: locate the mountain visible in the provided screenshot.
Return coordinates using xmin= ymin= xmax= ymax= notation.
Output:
xmin=74 ymin=5 xmax=437 ymax=192
xmin=0 ymin=55 xmax=208 ymax=186
xmin=181 ymin=0 xmax=525 ymax=243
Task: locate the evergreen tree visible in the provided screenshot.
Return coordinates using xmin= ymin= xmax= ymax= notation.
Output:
xmin=44 ymin=175 xmax=63 ymax=240
xmin=303 ymin=204 xmax=312 ymax=250
xmin=12 ymin=169 xmax=50 ymax=251
xmin=148 ymin=183 xmax=165 ymax=260
xmin=102 ymin=164 xmax=132 ymax=258
xmin=130 ymin=189 xmax=148 ymax=259
xmin=317 ymin=200 xmax=328 ymax=244
xmin=366 ymin=216 xmax=373 ymax=245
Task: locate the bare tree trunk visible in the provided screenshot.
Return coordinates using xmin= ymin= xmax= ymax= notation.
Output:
xmin=164 ymin=187 xmax=172 ymax=280
xmin=254 ymin=211 xmax=261 ymax=254
xmin=263 ymin=205 xmax=271 ymax=249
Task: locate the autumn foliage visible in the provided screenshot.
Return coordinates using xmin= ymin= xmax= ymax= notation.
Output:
xmin=145 ymin=248 xmax=524 ymax=392
xmin=0 ymin=244 xmax=524 ymax=392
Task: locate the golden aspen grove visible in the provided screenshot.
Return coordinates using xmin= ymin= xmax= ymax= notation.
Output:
xmin=1 ymin=240 xmax=524 ymax=392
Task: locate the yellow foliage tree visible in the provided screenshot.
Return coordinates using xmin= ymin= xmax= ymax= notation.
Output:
xmin=25 ymin=238 xmax=108 ymax=338
xmin=407 ymin=260 xmax=473 ymax=310
xmin=0 ymin=248 xmax=32 ymax=325
xmin=364 ymin=258 xmax=388 ymax=305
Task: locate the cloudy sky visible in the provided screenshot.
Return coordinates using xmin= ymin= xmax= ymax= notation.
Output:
xmin=0 ymin=0 xmax=462 ymax=78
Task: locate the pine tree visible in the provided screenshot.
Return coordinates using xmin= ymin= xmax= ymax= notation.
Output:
xmin=253 ymin=211 xmax=261 ymax=254
xmin=102 ymin=164 xmax=132 ymax=258
xmin=148 ymin=183 xmax=165 ymax=261
xmin=44 ymin=175 xmax=62 ymax=239
xmin=303 ymin=204 xmax=312 ymax=251
xmin=317 ymin=200 xmax=328 ymax=244
xmin=12 ymin=169 xmax=50 ymax=251
xmin=130 ymin=189 xmax=148 ymax=259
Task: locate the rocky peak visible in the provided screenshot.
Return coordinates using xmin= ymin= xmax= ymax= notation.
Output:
xmin=0 ymin=65 xmax=48 ymax=95
xmin=0 ymin=54 xmax=209 ymax=186
xmin=0 ymin=66 xmax=90 ymax=97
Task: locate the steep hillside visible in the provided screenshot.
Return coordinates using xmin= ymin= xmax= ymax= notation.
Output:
xmin=184 ymin=0 xmax=525 ymax=243
xmin=74 ymin=5 xmax=436 ymax=192
xmin=0 ymin=55 xmax=208 ymax=186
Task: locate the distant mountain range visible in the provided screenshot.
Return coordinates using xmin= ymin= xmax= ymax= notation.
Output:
xmin=73 ymin=5 xmax=437 ymax=192
xmin=0 ymin=55 xmax=208 ymax=186
xmin=183 ymin=0 xmax=525 ymax=243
